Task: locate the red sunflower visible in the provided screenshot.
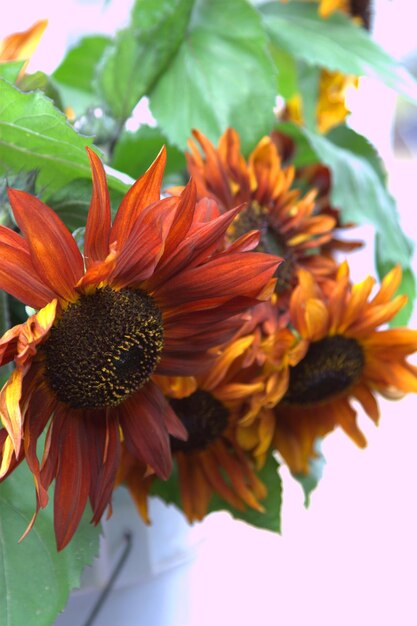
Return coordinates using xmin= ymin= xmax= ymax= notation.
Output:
xmin=0 ymin=147 xmax=280 ymax=549
xmin=172 ymin=128 xmax=345 ymax=300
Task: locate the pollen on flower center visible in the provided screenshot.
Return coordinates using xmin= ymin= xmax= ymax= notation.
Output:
xmin=43 ymin=287 xmax=164 ymax=408
xmin=169 ymin=390 xmax=229 ymax=452
xmin=283 ymin=335 xmax=364 ymax=405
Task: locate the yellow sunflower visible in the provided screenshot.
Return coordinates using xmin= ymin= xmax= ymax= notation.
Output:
xmin=273 ymin=262 xmax=417 ymax=474
xmin=172 ymin=128 xmax=342 ymax=299
xmin=0 ymin=147 xmax=280 ymax=549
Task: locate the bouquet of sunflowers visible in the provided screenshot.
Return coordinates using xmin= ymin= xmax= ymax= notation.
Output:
xmin=1 ymin=1 xmax=416 ymax=624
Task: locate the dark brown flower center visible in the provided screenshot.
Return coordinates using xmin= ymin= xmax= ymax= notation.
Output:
xmin=169 ymin=390 xmax=229 ymax=453
xmin=227 ymin=201 xmax=269 ymax=246
xmin=43 ymin=286 xmax=164 ymax=408
xmin=283 ymin=335 xmax=364 ymax=405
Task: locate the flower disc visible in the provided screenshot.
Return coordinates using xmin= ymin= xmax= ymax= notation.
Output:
xmin=43 ymin=287 xmax=164 ymax=408
xmin=170 ymin=390 xmax=229 ymax=452
xmin=284 ymin=335 xmax=364 ymax=405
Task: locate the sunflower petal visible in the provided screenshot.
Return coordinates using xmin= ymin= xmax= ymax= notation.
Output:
xmin=54 ymin=410 xmax=91 ymax=550
xmin=86 ymin=410 xmax=121 ymax=523
xmin=120 ymin=383 xmax=172 ymax=479
xmin=84 ymin=148 xmax=111 ymax=268
xmin=8 ymin=189 xmax=83 ymax=301
xmin=0 ymin=229 xmax=56 ymax=308
xmin=110 ymin=146 xmax=166 ymax=247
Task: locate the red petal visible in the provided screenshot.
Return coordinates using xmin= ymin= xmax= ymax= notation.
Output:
xmin=53 ymin=409 xmax=91 ymax=550
xmin=158 ymin=180 xmax=197 ymax=263
xmin=151 ymin=205 xmax=242 ymax=289
xmin=85 ymin=410 xmax=121 ymax=524
xmin=84 ymin=148 xmax=111 ymax=268
xmin=0 ymin=229 xmax=56 ymax=308
xmin=156 ymin=252 xmax=280 ymax=308
xmin=119 ymin=382 xmax=173 ymax=479
xmin=110 ymin=198 xmax=176 ymax=288
xmin=8 ymin=189 xmax=84 ymax=301
xmin=110 ymin=147 xmax=166 ymax=247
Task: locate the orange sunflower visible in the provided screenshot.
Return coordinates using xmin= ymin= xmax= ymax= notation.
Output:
xmin=272 ymin=262 xmax=417 ymax=474
xmin=120 ymin=303 xmax=294 ymax=523
xmin=0 ymin=147 xmax=280 ymax=549
xmin=173 ymin=128 xmax=343 ymax=299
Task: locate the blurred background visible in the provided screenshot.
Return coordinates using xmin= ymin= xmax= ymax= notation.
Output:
xmin=2 ymin=1 xmax=417 ymax=624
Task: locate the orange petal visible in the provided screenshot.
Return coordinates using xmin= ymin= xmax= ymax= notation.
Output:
xmin=0 ymin=228 xmax=56 ymax=308
xmin=0 ymin=19 xmax=47 ymax=62
xmin=84 ymin=148 xmax=111 ymax=268
xmin=371 ymin=264 xmax=402 ymax=306
xmin=304 ymin=298 xmax=329 ymax=340
xmin=110 ymin=146 xmax=166 ymax=247
xmin=8 ymin=189 xmax=83 ymax=301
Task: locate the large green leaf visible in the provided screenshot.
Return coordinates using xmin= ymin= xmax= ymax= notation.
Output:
xmin=278 ymin=122 xmax=415 ymax=324
xmin=0 ymin=81 xmax=127 ymax=200
xmin=52 ymin=35 xmax=111 ymax=115
xmin=149 ymin=0 xmax=277 ymax=151
xmin=111 ymin=125 xmax=186 ymax=182
xmin=261 ymin=2 xmax=417 ymax=103
xmin=0 ymin=462 xmax=100 ymax=626
xmin=97 ymin=0 xmax=194 ymax=122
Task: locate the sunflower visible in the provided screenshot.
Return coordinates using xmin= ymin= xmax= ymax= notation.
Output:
xmin=272 ymin=262 xmax=417 ymax=474
xmin=173 ymin=128 xmax=341 ymax=299
xmin=120 ymin=302 xmax=294 ymax=523
xmin=0 ymin=147 xmax=280 ymax=549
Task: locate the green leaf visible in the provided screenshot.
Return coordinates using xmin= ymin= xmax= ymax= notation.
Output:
xmin=111 ymin=126 xmax=186 ymax=181
xmin=0 ymin=81 xmax=127 ymax=200
xmin=0 ymin=461 xmax=100 ymax=626
xmin=149 ymin=0 xmax=277 ymax=151
xmin=293 ymin=443 xmax=326 ymax=507
xmin=0 ymin=61 xmax=24 ymax=84
xmin=18 ymin=71 xmax=64 ymax=110
xmin=261 ymin=2 xmax=417 ymax=103
xmin=97 ymin=0 xmax=193 ymax=122
xmin=208 ymin=454 xmax=282 ymax=533
xmin=282 ymin=123 xmax=413 ymax=263
xmin=270 ymin=46 xmax=298 ymax=101
xmin=296 ymin=61 xmax=321 ymax=130
xmin=52 ymin=35 xmax=111 ymax=115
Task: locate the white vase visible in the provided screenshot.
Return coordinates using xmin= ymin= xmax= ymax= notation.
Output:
xmin=54 ymin=488 xmax=203 ymax=626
